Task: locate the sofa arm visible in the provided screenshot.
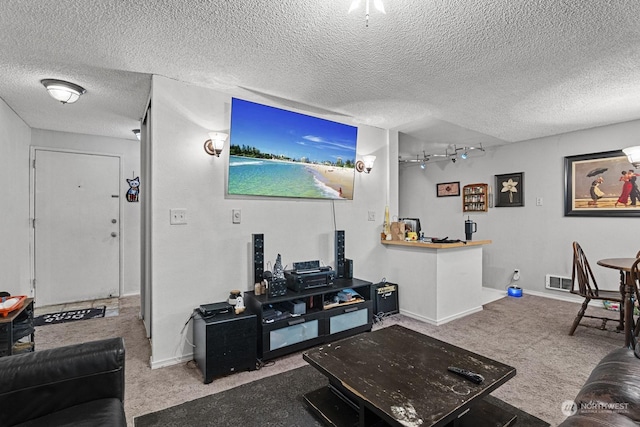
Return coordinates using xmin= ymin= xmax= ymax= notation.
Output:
xmin=0 ymin=337 xmax=125 ymax=426
xmin=559 ymin=347 xmax=640 ymax=426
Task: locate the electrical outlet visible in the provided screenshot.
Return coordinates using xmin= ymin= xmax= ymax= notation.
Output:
xmin=536 ymin=197 xmax=543 ymax=206
xmin=170 ymin=209 xmax=187 ymax=225
xmin=513 ymin=269 xmax=520 ymax=281
xmin=368 ymin=211 xmax=376 ymax=221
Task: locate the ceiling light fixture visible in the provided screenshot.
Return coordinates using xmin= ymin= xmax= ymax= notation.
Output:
xmin=41 ymin=79 xmax=86 ymax=104
xmin=348 ymin=0 xmax=385 ymax=27
xmin=400 ymin=144 xmax=485 ymax=165
xmin=623 ymin=146 xmax=640 ymax=168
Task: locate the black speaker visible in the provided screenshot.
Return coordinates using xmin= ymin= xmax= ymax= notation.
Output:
xmin=335 ymin=230 xmax=345 ymax=278
xmin=193 ymin=310 xmax=257 ymax=383
xmin=252 ymin=234 xmax=264 ymax=285
xmin=374 ymin=282 xmax=399 ymax=316
xmin=345 ymin=258 xmax=353 ymax=279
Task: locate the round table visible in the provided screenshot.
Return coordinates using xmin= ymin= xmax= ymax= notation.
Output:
xmin=597 ymin=258 xmax=639 ymax=347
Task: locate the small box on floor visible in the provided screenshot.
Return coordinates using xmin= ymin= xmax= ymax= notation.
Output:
xmin=374 ymin=282 xmax=399 ymax=316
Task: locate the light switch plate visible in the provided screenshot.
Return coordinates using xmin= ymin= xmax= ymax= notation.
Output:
xmin=232 ymin=209 xmax=241 ymax=224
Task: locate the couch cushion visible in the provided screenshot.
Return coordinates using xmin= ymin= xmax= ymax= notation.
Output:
xmin=571 ymin=347 xmax=640 ymax=423
xmin=13 ymin=398 xmax=125 ymax=427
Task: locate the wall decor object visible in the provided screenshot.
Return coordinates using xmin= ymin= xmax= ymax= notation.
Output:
xmin=462 ymin=183 xmax=488 ymax=212
xmin=564 ymin=150 xmax=640 ymax=217
xmin=495 ymin=172 xmax=524 ymax=207
xmin=126 ymin=176 xmax=140 ymax=202
xmin=436 ymin=181 xmax=460 ymax=197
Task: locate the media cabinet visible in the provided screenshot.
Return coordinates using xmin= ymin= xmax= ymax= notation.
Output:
xmin=244 ymin=278 xmax=373 ymax=361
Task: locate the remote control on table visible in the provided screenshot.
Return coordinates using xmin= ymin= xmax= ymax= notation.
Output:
xmin=447 ymin=366 xmax=485 ymax=384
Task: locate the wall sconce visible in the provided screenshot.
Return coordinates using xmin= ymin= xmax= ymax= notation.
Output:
xmin=41 ymin=79 xmax=86 ymax=104
xmin=204 ymin=132 xmax=228 ymax=157
xmin=356 ymin=155 xmax=376 ymax=173
xmin=623 ymin=146 xmax=640 ymax=168
xmin=132 ymin=129 xmax=141 ymax=140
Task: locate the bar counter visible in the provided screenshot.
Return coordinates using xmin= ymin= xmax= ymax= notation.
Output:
xmin=381 ymin=239 xmax=492 ymax=325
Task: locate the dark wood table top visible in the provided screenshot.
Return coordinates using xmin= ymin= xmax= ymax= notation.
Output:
xmin=597 ymin=258 xmax=637 ymax=272
xmin=303 ymin=324 xmax=516 ymax=427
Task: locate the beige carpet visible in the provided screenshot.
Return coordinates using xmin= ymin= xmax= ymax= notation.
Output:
xmin=34 ymin=294 xmax=626 ymax=427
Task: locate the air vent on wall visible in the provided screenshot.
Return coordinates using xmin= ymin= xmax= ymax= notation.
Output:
xmin=546 ymin=274 xmax=572 ymax=292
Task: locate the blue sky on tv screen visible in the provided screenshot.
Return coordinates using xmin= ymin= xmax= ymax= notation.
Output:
xmin=230 ymin=98 xmax=357 ymax=164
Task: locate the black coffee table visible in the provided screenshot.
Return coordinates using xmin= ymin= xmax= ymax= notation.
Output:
xmin=303 ymin=325 xmax=517 ymax=427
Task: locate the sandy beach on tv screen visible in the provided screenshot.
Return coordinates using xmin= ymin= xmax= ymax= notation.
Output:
xmin=307 ymin=164 xmax=355 ymax=199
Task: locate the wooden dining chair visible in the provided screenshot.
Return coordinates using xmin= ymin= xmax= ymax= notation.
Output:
xmin=629 ymin=258 xmax=640 ymax=343
xmin=569 ymin=242 xmax=625 ymax=335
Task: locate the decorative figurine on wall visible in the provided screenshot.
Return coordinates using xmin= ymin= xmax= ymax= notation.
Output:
xmin=126 ymin=176 xmax=140 ymax=202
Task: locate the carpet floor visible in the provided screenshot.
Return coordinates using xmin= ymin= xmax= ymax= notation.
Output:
xmin=34 ymin=294 xmax=627 ymax=426
xmin=134 ymin=365 xmax=549 ymax=427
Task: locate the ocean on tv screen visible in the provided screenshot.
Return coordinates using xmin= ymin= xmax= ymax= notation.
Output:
xmin=228 ymin=156 xmax=354 ymax=200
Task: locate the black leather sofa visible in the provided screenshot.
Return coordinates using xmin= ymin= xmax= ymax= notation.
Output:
xmin=0 ymin=337 xmax=126 ymax=427
xmin=559 ymin=346 xmax=640 ymax=426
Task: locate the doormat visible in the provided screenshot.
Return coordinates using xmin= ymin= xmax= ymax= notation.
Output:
xmin=34 ymin=306 xmax=106 ymax=326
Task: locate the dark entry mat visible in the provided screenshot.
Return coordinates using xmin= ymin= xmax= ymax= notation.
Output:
xmin=34 ymin=306 xmax=106 ymax=326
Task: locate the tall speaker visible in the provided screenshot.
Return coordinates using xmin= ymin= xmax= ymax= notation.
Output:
xmin=335 ymin=230 xmax=345 ymax=279
xmin=252 ymin=233 xmax=264 ymax=285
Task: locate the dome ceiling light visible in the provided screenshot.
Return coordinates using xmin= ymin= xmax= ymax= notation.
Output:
xmin=41 ymin=79 xmax=86 ymax=104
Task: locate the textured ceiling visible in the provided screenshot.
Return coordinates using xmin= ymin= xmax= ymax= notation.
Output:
xmin=2 ymin=0 xmax=640 ymax=148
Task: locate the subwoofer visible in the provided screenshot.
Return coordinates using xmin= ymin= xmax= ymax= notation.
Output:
xmin=374 ymin=282 xmax=399 ymax=316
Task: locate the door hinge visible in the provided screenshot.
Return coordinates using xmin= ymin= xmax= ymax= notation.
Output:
xmin=31 ymin=218 xmax=35 ymax=228
xmin=32 ymin=159 xmax=36 ymax=169
xmin=32 ymin=279 xmax=36 ymax=289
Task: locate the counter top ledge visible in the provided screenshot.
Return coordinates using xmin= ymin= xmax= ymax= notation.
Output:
xmin=381 ymin=239 xmax=492 ymax=249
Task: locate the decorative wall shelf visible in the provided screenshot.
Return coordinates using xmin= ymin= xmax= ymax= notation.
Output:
xmin=463 ymin=183 xmax=488 ymax=212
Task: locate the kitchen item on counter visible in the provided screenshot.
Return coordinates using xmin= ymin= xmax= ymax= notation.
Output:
xmin=464 ymin=216 xmax=477 ymax=241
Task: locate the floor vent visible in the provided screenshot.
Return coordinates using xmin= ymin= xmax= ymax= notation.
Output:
xmin=546 ymin=274 xmax=572 ymax=292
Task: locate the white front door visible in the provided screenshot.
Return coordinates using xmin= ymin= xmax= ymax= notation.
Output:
xmin=33 ymin=149 xmax=121 ymax=306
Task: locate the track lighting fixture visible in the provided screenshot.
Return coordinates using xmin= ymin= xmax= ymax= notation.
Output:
xmin=399 ymin=144 xmax=485 ymax=166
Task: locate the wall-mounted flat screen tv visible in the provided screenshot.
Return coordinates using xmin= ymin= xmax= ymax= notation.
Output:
xmin=227 ymin=98 xmax=358 ymax=200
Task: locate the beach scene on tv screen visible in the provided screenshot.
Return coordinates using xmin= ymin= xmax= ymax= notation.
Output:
xmin=228 ymin=98 xmax=358 ymax=200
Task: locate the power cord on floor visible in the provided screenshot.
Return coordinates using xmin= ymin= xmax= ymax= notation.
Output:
xmin=373 ymin=311 xmax=392 ymax=324
xmin=255 ymin=358 xmax=275 ymax=370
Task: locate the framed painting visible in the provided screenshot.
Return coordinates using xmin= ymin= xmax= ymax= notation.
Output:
xmin=564 ymin=150 xmax=640 ymax=217
xmin=495 ymin=172 xmax=524 ymax=207
xmin=436 ymin=181 xmax=460 ymax=197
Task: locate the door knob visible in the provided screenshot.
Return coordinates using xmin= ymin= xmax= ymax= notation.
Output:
xmin=111 ymin=232 xmax=117 ymax=237
xmin=112 ymin=219 xmax=117 ymax=224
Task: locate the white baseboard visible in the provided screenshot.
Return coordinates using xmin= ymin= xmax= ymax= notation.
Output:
xmin=490 ymin=286 xmax=607 ymax=308
xmin=400 ymin=305 xmax=484 ymax=326
xmin=150 ymin=352 xmax=193 ymax=370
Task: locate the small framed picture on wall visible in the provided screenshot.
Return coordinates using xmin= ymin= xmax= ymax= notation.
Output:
xmin=436 ymin=181 xmax=460 ymax=197
xmin=495 ymin=172 xmax=524 ymax=207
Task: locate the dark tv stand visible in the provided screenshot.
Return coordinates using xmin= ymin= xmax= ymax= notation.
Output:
xmin=244 ymin=278 xmax=373 ymax=361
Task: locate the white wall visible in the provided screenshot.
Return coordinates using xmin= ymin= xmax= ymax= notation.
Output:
xmin=148 ymin=75 xmax=391 ymax=367
xmin=0 ymin=98 xmax=32 ymax=296
xmin=30 ymin=129 xmax=141 ymax=296
xmin=399 ymin=120 xmax=640 ymax=295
